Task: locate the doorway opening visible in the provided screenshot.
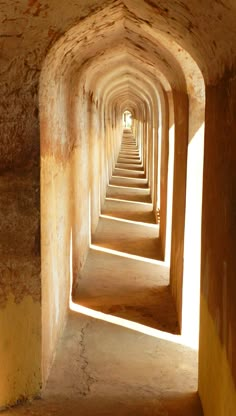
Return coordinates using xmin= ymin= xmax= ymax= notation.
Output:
xmin=123 ymin=110 xmax=133 ymax=129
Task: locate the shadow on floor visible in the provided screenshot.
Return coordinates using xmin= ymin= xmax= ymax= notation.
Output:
xmin=112 ymin=169 xmax=146 ymax=179
xmin=3 ymin=392 xmax=203 ymax=416
xmin=106 ymin=193 xmax=152 ymax=203
xmin=101 ymin=203 xmax=156 ymax=224
xmin=74 ymin=284 xmax=179 ymax=334
xmin=2 ymin=392 xmax=203 ymax=416
xmin=92 ymin=216 xmax=162 ymax=260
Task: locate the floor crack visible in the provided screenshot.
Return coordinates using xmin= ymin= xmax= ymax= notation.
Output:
xmin=79 ymin=322 xmax=97 ymax=396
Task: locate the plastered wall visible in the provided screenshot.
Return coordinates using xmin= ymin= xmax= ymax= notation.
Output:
xmin=0 ymin=172 xmax=41 ymax=408
xmin=159 ymin=90 xmax=170 ymax=258
xmin=1 ymin=2 xmax=236 ymax=413
xmin=40 ymin=66 xmax=123 ymax=387
xmin=169 ymin=90 xmax=189 ymax=326
xmin=199 ymin=71 xmax=236 ymax=416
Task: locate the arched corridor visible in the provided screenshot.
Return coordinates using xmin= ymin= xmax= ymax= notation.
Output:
xmin=2 ymin=128 xmax=202 ymax=415
xmin=0 ymin=2 xmax=236 ymax=415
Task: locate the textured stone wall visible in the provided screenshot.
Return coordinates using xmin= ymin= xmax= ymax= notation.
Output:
xmin=199 ymin=71 xmax=236 ymax=416
xmin=0 ymin=1 xmax=236 ymax=413
xmin=0 ymin=167 xmax=41 ymax=408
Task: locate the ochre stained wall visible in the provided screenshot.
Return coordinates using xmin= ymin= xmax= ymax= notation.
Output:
xmin=199 ymin=71 xmax=236 ymax=416
xmin=0 ymin=173 xmax=41 ymax=408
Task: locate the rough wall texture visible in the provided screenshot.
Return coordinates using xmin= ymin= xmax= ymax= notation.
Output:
xmin=199 ymin=71 xmax=236 ymax=416
xmin=180 ymin=96 xmax=205 ymax=348
xmin=40 ymin=61 xmax=123 ymax=386
xmin=41 ymin=156 xmax=72 ymax=385
xmin=170 ymin=90 xmax=189 ymax=326
xmin=0 ymin=171 xmax=41 ymax=408
xmin=159 ymin=90 xmax=169 ymax=258
xmin=0 ymin=0 xmax=236 ymax=412
xmin=0 ymin=295 xmax=41 ymax=409
xmin=40 ymin=74 xmax=91 ymax=384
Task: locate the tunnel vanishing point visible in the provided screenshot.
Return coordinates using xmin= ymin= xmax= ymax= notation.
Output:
xmin=0 ymin=1 xmax=236 ymax=415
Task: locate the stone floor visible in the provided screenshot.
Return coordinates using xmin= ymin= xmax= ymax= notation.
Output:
xmin=3 ymin=130 xmax=203 ymax=415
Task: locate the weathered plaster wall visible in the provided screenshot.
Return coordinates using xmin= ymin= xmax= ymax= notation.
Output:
xmin=70 ymin=80 xmax=92 ymax=289
xmin=0 ymin=17 xmax=41 ymax=404
xmin=40 ymin=58 xmax=125 ymax=385
xmin=1 ymin=0 xmax=236 ymax=412
xmin=164 ymin=92 xmax=175 ymax=265
xmin=181 ymin=95 xmax=205 ymax=347
xmin=41 ymin=156 xmax=72 ymax=384
xmin=147 ymin=114 xmax=153 ymax=190
xmin=40 ymin=72 xmax=100 ymax=383
xmin=89 ymin=99 xmax=101 ymax=235
xmin=0 ymin=172 xmax=41 ymax=408
xmin=199 ymin=72 xmax=236 ymax=416
xmin=159 ymin=90 xmax=169 ymax=258
xmin=40 ymin=75 xmax=74 ymax=383
xmin=170 ymin=91 xmax=189 ymax=326
xmin=0 ymin=295 xmax=41 ymax=409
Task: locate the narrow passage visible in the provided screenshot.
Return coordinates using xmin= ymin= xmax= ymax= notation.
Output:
xmin=4 ymin=130 xmax=203 ymax=416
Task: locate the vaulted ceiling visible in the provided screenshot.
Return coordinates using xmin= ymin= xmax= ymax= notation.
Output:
xmin=1 ymin=0 xmax=236 ymax=170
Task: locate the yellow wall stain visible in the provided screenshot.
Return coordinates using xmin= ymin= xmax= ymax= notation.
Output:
xmin=199 ymin=295 xmax=236 ymax=416
xmin=0 ymin=294 xmax=41 ymax=408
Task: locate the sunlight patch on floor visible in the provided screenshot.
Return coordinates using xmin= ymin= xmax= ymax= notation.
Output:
xmin=105 ymin=197 xmax=152 ymax=205
xmin=99 ymin=214 xmax=157 ymax=227
xmin=108 ymin=184 xmax=149 ymax=190
xmin=90 ymin=243 xmax=166 ymax=266
xmin=70 ymin=301 xmax=181 ymax=344
xmin=70 ymin=301 xmax=198 ymax=351
xmin=115 ymin=167 xmax=144 ymax=174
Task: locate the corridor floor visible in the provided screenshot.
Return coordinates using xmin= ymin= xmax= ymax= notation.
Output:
xmin=3 ymin=131 xmax=203 ymax=416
